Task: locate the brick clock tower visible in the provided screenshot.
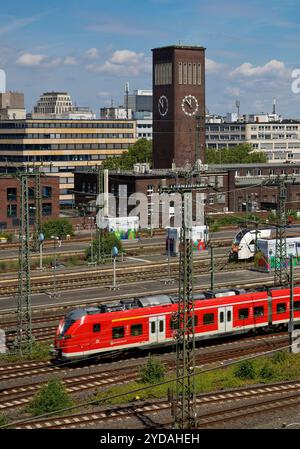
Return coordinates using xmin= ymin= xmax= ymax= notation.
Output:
xmin=152 ymin=45 xmax=206 ymax=169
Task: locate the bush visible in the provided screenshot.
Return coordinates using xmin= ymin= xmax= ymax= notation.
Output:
xmin=272 ymin=351 xmax=288 ymax=365
xmin=234 ymin=360 xmax=256 ymax=380
xmin=27 ymin=379 xmax=73 ymax=416
xmin=140 ymin=356 xmax=165 ymax=384
xmin=86 ymin=231 xmax=123 ymax=263
xmin=42 ymin=219 xmax=74 ymax=239
xmin=0 ymin=413 xmax=8 ymax=426
xmin=259 ymin=362 xmax=276 ymax=380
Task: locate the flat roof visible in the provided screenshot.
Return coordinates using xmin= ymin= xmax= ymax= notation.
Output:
xmin=152 ymin=44 xmax=206 ymax=51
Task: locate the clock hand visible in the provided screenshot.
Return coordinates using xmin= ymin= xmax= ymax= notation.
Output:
xmin=185 ymin=98 xmax=192 ymax=108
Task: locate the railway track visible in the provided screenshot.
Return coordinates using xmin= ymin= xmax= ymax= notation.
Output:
xmin=0 ymin=257 xmax=253 ymax=297
xmin=0 ymin=334 xmax=288 ymax=412
xmin=13 ymin=379 xmax=300 ymax=429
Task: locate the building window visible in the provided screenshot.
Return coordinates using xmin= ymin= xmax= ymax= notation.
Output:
xmin=42 ymin=186 xmax=52 ymax=198
xmin=112 ymin=326 xmax=124 ymax=339
xmin=131 ymin=324 xmax=143 ymax=336
xmin=7 ymin=204 xmax=17 ymax=218
xmin=178 ymin=62 xmax=182 ymax=84
xmin=7 ymin=188 xmax=17 ymax=201
xmin=42 ymin=203 xmax=52 ymax=216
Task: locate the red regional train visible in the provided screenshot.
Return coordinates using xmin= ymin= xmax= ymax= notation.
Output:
xmin=53 ymin=286 xmax=300 ymax=361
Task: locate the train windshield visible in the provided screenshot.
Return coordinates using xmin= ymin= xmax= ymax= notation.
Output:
xmin=60 ymin=319 xmax=76 ymax=336
xmin=233 ymin=229 xmax=248 ymax=245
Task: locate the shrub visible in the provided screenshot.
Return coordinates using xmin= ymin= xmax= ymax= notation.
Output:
xmin=0 ymin=413 xmax=8 ymax=426
xmin=272 ymin=351 xmax=288 ymax=365
xmin=27 ymin=379 xmax=73 ymax=416
xmin=234 ymin=360 xmax=256 ymax=379
xmin=42 ymin=219 xmax=74 ymax=239
xmin=140 ymin=356 xmax=165 ymax=384
xmin=86 ymin=231 xmax=123 ymax=264
xmin=259 ymin=362 xmax=276 ymax=380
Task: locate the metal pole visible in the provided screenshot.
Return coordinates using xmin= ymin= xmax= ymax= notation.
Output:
xmin=210 ymin=245 xmax=214 ymax=290
xmin=39 ymin=242 xmax=43 ymax=270
xmin=289 ymin=254 xmax=294 ymax=353
xmin=113 ymin=257 xmax=116 ymax=289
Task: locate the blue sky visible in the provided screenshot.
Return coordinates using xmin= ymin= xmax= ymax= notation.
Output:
xmin=1 ymin=0 xmax=300 ymax=116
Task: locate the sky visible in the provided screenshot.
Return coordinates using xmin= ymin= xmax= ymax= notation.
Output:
xmin=1 ymin=0 xmax=300 ymax=117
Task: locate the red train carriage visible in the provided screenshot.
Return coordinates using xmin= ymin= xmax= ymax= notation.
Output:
xmin=53 ymin=287 xmax=300 ymax=361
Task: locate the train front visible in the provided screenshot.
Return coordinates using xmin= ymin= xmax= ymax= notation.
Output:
xmin=51 ymin=309 xmax=86 ymax=362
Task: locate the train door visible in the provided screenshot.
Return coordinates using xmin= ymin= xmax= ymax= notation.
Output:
xmin=149 ymin=316 xmax=166 ymax=343
xmin=218 ymin=306 xmax=233 ymax=333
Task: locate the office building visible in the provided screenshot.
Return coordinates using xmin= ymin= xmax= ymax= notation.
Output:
xmin=0 ymin=119 xmax=136 ymax=205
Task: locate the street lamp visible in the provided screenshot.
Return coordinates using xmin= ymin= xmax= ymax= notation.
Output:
xmin=110 ymin=246 xmax=119 ymax=290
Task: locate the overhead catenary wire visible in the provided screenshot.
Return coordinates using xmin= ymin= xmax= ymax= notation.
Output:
xmin=0 ymin=341 xmax=293 ymax=430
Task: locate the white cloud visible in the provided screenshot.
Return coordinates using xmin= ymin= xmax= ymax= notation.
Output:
xmin=230 ymin=59 xmax=290 ymax=78
xmin=205 ymin=58 xmax=223 ymax=73
xmin=16 ymin=52 xmax=61 ymax=68
xmin=85 ymin=48 xmax=99 ymax=60
xmin=64 ymin=56 xmax=77 ymax=65
xmin=86 ymin=49 xmax=151 ymax=77
xmin=17 ymin=53 xmax=46 ymax=66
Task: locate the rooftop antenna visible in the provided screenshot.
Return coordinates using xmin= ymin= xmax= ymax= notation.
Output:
xmin=235 ymin=100 xmax=240 ymax=120
xmin=125 ymin=82 xmax=129 ymax=119
xmin=272 ymin=97 xmax=276 ymax=115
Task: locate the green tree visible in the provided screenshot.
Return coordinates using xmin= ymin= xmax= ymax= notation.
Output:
xmin=206 ymin=143 xmax=267 ymax=164
xmin=102 ymin=138 xmax=152 ymax=170
xmin=27 ymin=379 xmax=73 ymax=416
xmin=140 ymin=355 xmax=165 ymax=384
xmin=42 ymin=218 xmax=74 ymax=239
xmin=86 ymin=231 xmax=123 ymax=263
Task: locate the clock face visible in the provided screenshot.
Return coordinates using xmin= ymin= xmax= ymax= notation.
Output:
xmin=158 ymin=95 xmax=168 ymax=117
xmin=181 ymin=95 xmax=199 ymax=116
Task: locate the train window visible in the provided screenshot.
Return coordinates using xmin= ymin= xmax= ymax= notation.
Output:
xmin=159 ymin=320 xmax=164 ymax=332
xmin=294 ymin=301 xmax=300 ymax=311
xmin=131 ymin=324 xmax=143 ymax=336
xmin=203 ymin=313 xmax=214 ymax=325
xmin=254 ymin=306 xmax=264 ymax=317
xmin=93 ymin=324 xmax=101 ymax=333
xmin=151 ymin=322 xmax=156 ymax=334
xmin=276 ymin=303 xmax=287 ymax=314
xmin=238 ymin=308 xmax=249 ymax=320
xmin=227 ymin=310 xmax=231 ymax=322
xmin=219 ymin=312 xmax=224 ymax=323
xmin=112 ymin=326 xmax=125 ymax=339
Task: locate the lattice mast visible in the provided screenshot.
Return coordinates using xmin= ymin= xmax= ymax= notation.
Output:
xmin=160 ymin=173 xmax=216 ymax=429
xmin=33 ymin=166 xmax=42 ymax=251
xmin=16 ymin=173 xmax=33 ymax=354
xmin=97 ymin=166 xmax=105 ymax=263
xmin=274 ymin=177 xmax=288 ymax=286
